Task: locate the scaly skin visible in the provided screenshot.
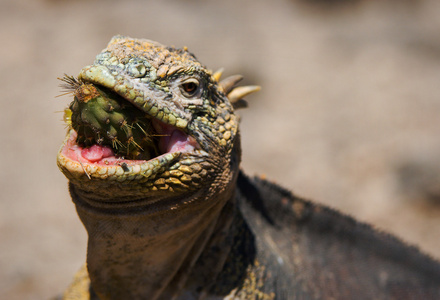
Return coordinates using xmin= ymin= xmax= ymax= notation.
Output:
xmin=58 ymin=36 xmax=440 ymax=300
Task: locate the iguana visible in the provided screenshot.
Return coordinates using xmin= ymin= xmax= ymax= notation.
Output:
xmin=57 ymin=36 xmax=440 ymax=300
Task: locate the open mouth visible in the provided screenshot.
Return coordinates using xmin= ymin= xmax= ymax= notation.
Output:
xmin=60 ymin=76 xmax=200 ymax=170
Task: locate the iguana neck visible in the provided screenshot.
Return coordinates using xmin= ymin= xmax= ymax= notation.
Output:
xmin=70 ymin=180 xmax=237 ymax=300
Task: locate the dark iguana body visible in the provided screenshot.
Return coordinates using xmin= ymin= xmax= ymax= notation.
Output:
xmin=57 ymin=36 xmax=440 ymax=299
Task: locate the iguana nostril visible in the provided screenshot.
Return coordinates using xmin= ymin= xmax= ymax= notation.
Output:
xmin=128 ymin=63 xmax=147 ymax=78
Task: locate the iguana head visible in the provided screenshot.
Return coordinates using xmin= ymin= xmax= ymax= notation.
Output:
xmin=57 ymin=36 xmax=259 ymax=206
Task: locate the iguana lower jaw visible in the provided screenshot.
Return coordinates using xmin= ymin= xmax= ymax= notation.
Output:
xmin=57 ymin=123 xmax=203 ymax=202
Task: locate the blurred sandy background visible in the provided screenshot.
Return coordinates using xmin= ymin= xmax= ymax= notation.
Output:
xmin=1 ymin=0 xmax=440 ymax=298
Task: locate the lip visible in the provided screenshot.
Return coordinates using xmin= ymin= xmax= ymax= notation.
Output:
xmin=77 ymin=64 xmax=193 ymax=129
xmin=57 ymin=129 xmax=186 ymax=181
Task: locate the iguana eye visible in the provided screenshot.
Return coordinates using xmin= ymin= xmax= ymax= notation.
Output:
xmin=180 ymin=79 xmax=200 ymax=98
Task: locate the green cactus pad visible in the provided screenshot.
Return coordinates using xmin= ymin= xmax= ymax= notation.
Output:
xmin=66 ymin=78 xmax=158 ymax=160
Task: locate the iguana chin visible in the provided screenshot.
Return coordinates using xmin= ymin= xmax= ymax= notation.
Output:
xmin=57 ymin=36 xmax=440 ymax=300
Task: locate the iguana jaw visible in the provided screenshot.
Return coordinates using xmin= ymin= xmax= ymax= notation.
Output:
xmin=57 ymin=36 xmax=243 ymax=204
xmin=58 ymin=125 xmax=197 ymax=175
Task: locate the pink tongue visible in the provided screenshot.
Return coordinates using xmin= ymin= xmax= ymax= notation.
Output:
xmin=81 ymin=144 xmax=114 ymax=162
xmin=154 ymin=119 xmax=196 ymax=154
xmin=159 ymin=129 xmax=195 ymax=153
